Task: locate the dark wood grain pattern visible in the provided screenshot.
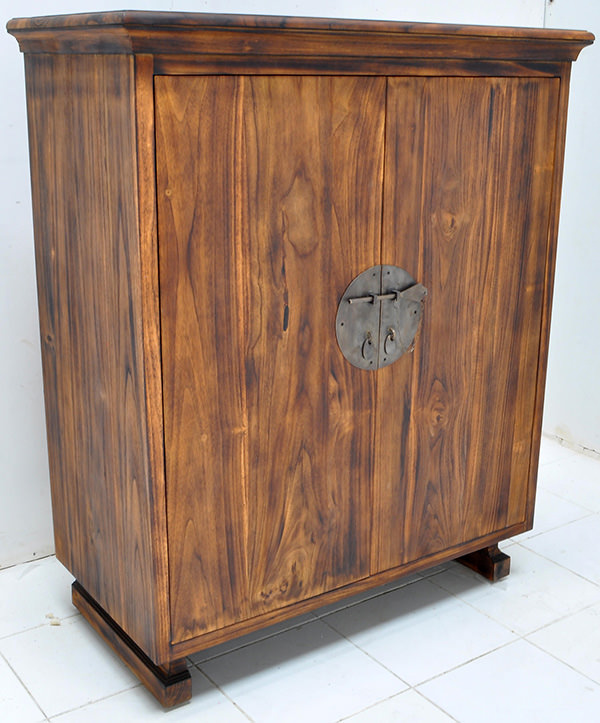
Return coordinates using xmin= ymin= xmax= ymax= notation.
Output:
xmin=24 ymin=53 xmax=168 ymax=663
xmin=241 ymin=77 xmax=383 ymax=620
xmin=155 ymin=76 xmax=251 ymax=640
xmin=157 ymin=78 xmax=385 ymax=640
xmin=6 ymin=10 xmax=592 ymax=37
xmin=153 ymin=56 xmax=566 ymax=78
xmin=374 ymin=76 xmax=560 ymax=572
xmin=8 ymin=12 xmax=593 ymax=61
xmin=156 ymin=75 xmax=384 ymax=642
xmin=170 ymin=522 xmax=523 ymax=659
xmin=132 ymin=53 xmax=170 ymax=662
xmin=11 ymin=10 xmax=592 ymax=707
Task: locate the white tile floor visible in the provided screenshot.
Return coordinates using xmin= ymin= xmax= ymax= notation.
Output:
xmin=1 ymin=436 xmax=599 ymax=722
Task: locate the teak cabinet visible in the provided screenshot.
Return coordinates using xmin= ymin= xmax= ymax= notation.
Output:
xmin=8 ymin=11 xmax=593 ymax=707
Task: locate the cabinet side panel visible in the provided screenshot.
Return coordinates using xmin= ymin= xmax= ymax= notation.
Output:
xmin=378 ymin=77 xmax=559 ymax=568
xmin=24 ymin=53 xmax=165 ymax=661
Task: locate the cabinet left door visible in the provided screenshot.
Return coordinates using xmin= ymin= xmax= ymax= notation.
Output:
xmin=155 ymin=75 xmax=386 ymax=644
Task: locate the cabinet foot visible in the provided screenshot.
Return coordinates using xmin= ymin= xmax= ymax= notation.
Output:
xmin=456 ymin=544 xmax=511 ymax=582
xmin=72 ymin=582 xmax=191 ymax=707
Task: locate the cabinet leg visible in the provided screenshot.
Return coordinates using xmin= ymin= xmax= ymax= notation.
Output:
xmin=72 ymin=581 xmax=191 ymax=707
xmin=456 ymin=544 xmax=511 ymax=582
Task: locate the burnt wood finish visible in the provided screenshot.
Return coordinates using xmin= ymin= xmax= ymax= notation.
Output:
xmin=457 ymin=545 xmax=511 ymax=582
xmin=155 ymin=75 xmax=384 ymax=642
xmin=7 ymin=12 xmax=593 ymax=61
xmin=373 ymin=76 xmax=560 ymax=572
xmin=8 ymin=11 xmax=593 ymax=708
xmin=22 ymin=52 xmax=169 ymax=664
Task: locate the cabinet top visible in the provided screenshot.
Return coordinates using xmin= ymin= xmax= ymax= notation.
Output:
xmin=7 ymin=11 xmax=594 ymax=61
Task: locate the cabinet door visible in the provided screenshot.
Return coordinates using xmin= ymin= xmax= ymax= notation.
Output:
xmin=373 ymin=77 xmax=560 ymax=572
xmin=155 ymin=75 xmax=385 ymax=642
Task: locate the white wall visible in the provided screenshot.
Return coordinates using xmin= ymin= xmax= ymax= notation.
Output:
xmin=543 ymin=0 xmax=600 ymax=455
xmin=0 ymin=0 xmax=594 ymax=568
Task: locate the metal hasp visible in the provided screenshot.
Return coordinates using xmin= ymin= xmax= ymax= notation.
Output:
xmin=335 ymin=265 xmax=427 ymax=370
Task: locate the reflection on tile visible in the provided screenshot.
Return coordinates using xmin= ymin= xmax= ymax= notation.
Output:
xmin=344 ymin=689 xmax=453 ymax=721
xmin=432 ymin=546 xmax=600 ymax=634
xmin=50 ymin=667 xmax=247 ymax=722
xmin=528 ymin=602 xmax=600 ymax=684
xmin=324 ymin=578 xmax=516 ymax=685
xmin=0 ymin=654 xmax=46 ymax=723
xmin=311 ymin=573 xmax=423 ymax=619
xmin=523 ymin=514 xmax=600 ymax=584
xmin=0 ymin=616 xmax=138 ymax=717
xmin=200 ymin=618 xmax=405 ymax=723
xmin=189 ymin=612 xmax=316 ymax=664
xmin=0 ymin=556 xmax=75 ymax=638
xmin=419 ymin=640 xmax=600 ymax=723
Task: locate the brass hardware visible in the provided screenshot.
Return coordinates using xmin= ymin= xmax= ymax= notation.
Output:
xmin=335 ymin=265 xmax=427 ymax=370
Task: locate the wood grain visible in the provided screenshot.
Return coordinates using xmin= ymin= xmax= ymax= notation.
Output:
xmin=8 ymin=12 xmax=593 ymax=61
xmin=374 ymin=76 xmax=560 ymax=571
xmin=24 ymin=53 xmax=168 ymax=662
xmin=132 ymin=53 xmax=170 ymax=663
xmin=12 ymin=12 xmax=591 ymax=703
xmin=155 ymin=76 xmax=251 ymax=640
xmin=156 ymin=75 xmax=384 ymax=642
xmin=153 ymin=56 xmax=566 ymax=78
xmin=524 ymin=63 xmax=574 ymax=527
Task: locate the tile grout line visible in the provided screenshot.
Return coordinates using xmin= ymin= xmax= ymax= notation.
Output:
xmin=425 ymin=564 xmax=526 ymax=636
xmin=535 ymin=487 xmax=599 ymax=515
xmin=335 ymin=686 xmax=461 ymax=723
xmin=318 ymin=610 xmax=411 ymax=688
xmin=409 ymin=687 xmax=461 ymax=722
xmin=316 ymin=588 xmax=518 ymax=721
xmin=517 ymin=534 xmax=600 ymax=586
xmin=192 ymin=664 xmax=255 ymax=722
xmin=45 ymin=684 xmax=145 ymax=721
xmin=0 ymin=648 xmax=50 ymax=721
xmin=0 ymin=612 xmax=82 ymax=642
xmin=190 ymin=572 xmax=435 ymax=665
xmin=428 ymin=551 xmax=600 ymax=637
xmin=522 ymin=596 xmax=600 ymax=638
xmin=525 ymin=636 xmax=600 ymax=688
xmin=413 ymin=638 xmax=519 ymax=689
xmin=189 ymin=616 xmax=320 ymax=665
xmin=0 ymin=553 xmax=58 ymax=574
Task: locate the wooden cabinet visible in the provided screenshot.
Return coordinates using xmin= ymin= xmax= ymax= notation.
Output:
xmin=8 ymin=11 xmax=593 ymax=707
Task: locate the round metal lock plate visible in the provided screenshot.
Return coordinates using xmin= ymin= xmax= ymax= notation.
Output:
xmin=335 ymin=265 xmax=427 ymax=371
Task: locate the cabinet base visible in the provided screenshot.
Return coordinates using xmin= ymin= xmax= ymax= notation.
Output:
xmin=456 ymin=544 xmax=511 ymax=582
xmin=72 ymin=582 xmax=191 ymax=707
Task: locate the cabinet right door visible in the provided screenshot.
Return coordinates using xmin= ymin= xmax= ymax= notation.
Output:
xmin=372 ymin=76 xmax=560 ymax=573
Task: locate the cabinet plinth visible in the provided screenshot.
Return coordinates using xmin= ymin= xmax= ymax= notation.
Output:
xmin=8 ymin=11 xmax=593 ymax=707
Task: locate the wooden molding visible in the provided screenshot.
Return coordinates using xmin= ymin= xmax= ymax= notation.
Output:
xmin=7 ymin=12 xmax=594 ymax=60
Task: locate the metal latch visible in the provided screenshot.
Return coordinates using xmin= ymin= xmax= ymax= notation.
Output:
xmin=335 ymin=265 xmax=427 ymax=371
